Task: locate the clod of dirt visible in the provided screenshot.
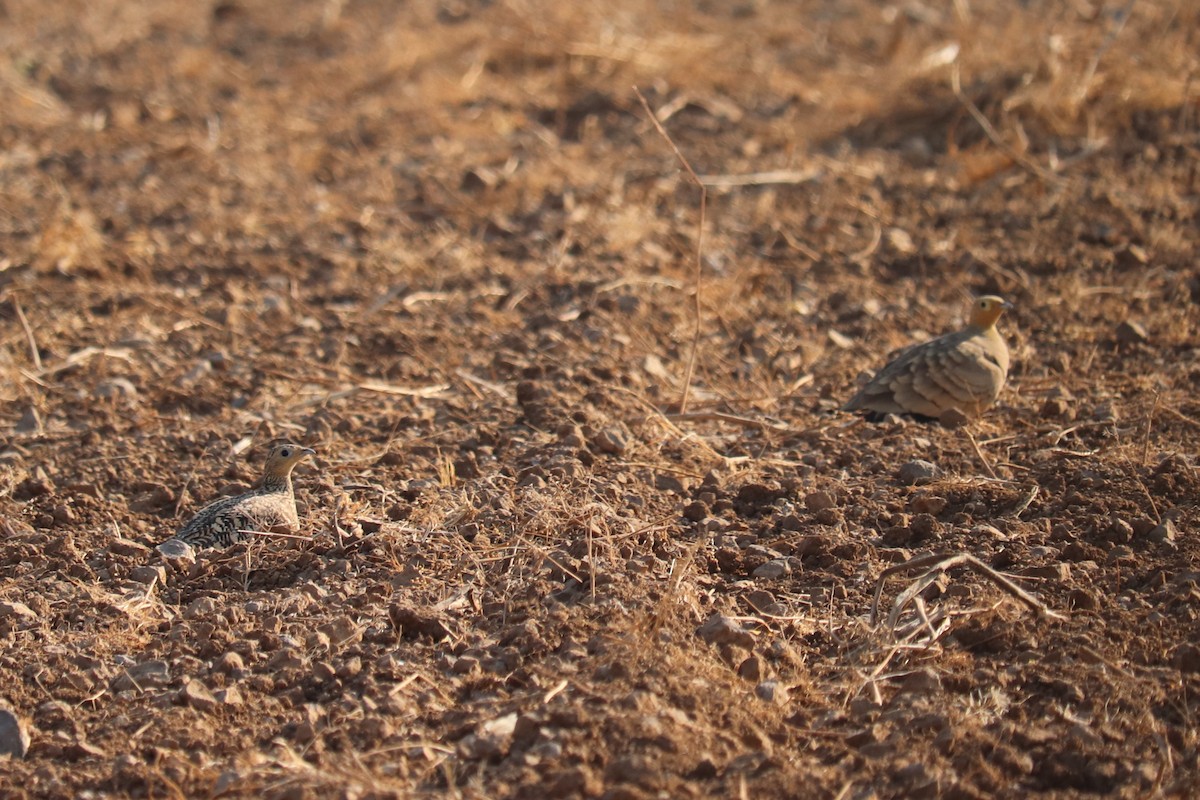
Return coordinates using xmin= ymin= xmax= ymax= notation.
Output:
xmin=897 ymin=460 xmax=940 ymax=486
xmin=0 ymin=708 xmax=31 ymax=758
xmin=388 ymin=605 xmax=451 ymax=640
xmin=1174 ymin=644 xmax=1200 ymax=674
xmin=696 ymin=614 xmax=755 ymax=649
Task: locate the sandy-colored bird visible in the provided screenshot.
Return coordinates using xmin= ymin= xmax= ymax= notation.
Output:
xmin=163 ymin=443 xmax=315 ymax=549
xmin=844 ymin=296 xmax=1012 ymax=420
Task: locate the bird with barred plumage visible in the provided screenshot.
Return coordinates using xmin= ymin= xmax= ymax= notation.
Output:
xmin=163 ymin=443 xmax=315 ymax=550
xmin=844 ymin=296 xmax=1013 ymax=421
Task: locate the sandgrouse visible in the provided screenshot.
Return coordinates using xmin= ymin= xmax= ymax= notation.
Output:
xmin=844 ymin=296 xmax=1012 ymax=420
xmin=164 ymin=443 xmax=315 ymax=549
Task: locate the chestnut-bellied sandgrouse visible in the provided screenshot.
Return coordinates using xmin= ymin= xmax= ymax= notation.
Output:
xmin=844 ymin=296 xmax=1012 ymax=420
xmin=164 ymin=443 xmax=315 ymax=549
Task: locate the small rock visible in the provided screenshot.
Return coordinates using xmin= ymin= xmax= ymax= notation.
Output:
xmin=112 ymin=660 xmax=169 ymax=692
xmin=109 ymin=538 xmax=151 ymax=558
xmin=156 ymin=539 xmax=195 ymax=562
xmin=751 ymin=559 xmax=790 ymax=580
xmin=129 ymin=565 xmax=165 ymax=586
xmin=805 ymin=491 xmax=837 ymax=513
xmin=1148 ymin=520 xmax=1177 ymax=543
xmin=214 ymin=652 xmax=245 ymax=674
xmin=215 ymin=686 xmax=244 ymax=706
xmin=318 ymin=616 xmax=361 ymax=649
xmin=1115 ymin=320 xmax=1148 ymax=345
xmin=738 ymin=656 xmax=764 ymax=682
xmin=184 ymin=597 xmax=217 ymax=619
xmin=94 ymin=378 xmax=138 ymax=402
xmin=0 ymin=708 xmax=31 ymax=758
xmin=898 ymin=668 xmax=942 ymax=695
xmin=592 ymin=428 xmax=629 ymax=456
xmin=898 ymin=460 xmax=940 ymax=486
xmin=696 ymin=614 xmax=755 ymax=649
xmin=458 ymin=712 xmax=519 ymax=760
xmin=682 ymin=501 xmax=709 ymax=522
xmin=755 ymin=680 xmax=788 ymax=704
xmin=180 ymin=680 xmax=219 ymax=714
xmin=0 ymin=602 xmax=37 ymax=622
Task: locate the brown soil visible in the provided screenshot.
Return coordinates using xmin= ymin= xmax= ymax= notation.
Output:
xmin=2 ymin=1 xmax=1199 ymax=798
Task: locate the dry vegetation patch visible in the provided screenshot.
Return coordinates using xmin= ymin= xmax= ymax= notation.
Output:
xmin=1 ymin=0 xmax=1199 ymax=797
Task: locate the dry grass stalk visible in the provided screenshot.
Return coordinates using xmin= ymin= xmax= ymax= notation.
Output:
xmin=634 ymin=86 xmax=706 ymax=415
xmin=871 ymin=551 xmax=1064 ymax=628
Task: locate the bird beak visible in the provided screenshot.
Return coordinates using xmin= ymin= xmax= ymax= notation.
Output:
xmin=301 ymin=448 xmax=316 ymax=457
xmin=1002 ymin=300 xmax=1015 ymax=310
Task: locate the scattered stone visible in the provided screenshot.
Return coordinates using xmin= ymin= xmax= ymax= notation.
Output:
xmin=898 ymin=460 xmax=940 ymax=486
xmin=0 ymin=602 xmax=37 ymax=622
xmin=592 ymin=427 xmax=629 ymax=456
xmin=109 ymin=538 xmax=151 ymax=558
xmin=0 ymin=708 xmax=30 ymax=758
xmin=682 ymin=501 xmax=709 ymax=522
xmin=755 ymin=680 xmax=788 ymax=704
xmin=130 ymin=565 xmax=165 ymax=586
xmin=185 ymin=597 xmax=217 ymax=619
xmin=112 ymin=660 xmax=169 ymax=692
xmin=156 ymin=538 xmax=195 ymax=562
xmin=898 ymin=668 xmax=942 ymax=695
xmin=318 ymin=616 xmax=361 ymax=649
xmin=458 ymin=713 xmax=518 ymax=760
xmin=180 ymin=680 xmax=220 ymax=713
xmin=1148 ymin=520 xmax=1177 ymax=543
xmin=215 ymin=652 xmax=245 ymax=674
xmin=738 ymin=656 xmax=764 ymax=682
xmin=751 ymin=559 xmax=790 ymax=580
xmin=1115 ymin=320 xmax=1148 ymax=345
xmin=805 ymin=490 xmax=836 ymax=513
xmin=214 ymin=687 xmax=244 ymax=706
xmin=696 ymin=614 xmax=755 ymax=649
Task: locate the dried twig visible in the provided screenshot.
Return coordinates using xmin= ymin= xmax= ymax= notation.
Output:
xmin=12 ymin=297 xmax=42 ymax=371
xmin=871 ymin=551 xmax=1065 ymax=627
xmin=634 ymin=86 xmax=706 ymax=414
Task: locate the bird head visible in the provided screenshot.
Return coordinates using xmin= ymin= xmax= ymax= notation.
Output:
xmin=969 ymin=295 xmax=1012 ymax=330
xmin=262 ymin=443 xmax=316 ymax=478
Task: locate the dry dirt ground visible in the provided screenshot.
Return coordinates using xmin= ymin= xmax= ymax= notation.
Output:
xmin=1 ymin=1 xmax=1199 ymax=797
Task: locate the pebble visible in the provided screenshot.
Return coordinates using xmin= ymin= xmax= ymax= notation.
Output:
xmin=130 ymin=565 xmax=165 ymax=586
xmin=696 ymin=614 xmax=755 ymax=649
xmin=156 ymin=539 xmax=195 ymax=563
xmin=181 ymin=680 xmax=220 ymax=714
xmin=1115 ymin=319 xmax=1148 ymax=345
xmin=805 ymin=491 xmax=837 ymax=512
xmin=755 ymin=680 xmax=788 ymax=704
xmin=0 ymin=602 xmax=37 ymax=622
xmin=751 ymin=559 xmax=790 ymax=580
xmin=898 ymin=460 xmax=940 ymax=486
xmin=109 ymin=538 xmax=151 ymax=558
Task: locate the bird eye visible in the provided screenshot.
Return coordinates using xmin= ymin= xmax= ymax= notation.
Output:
xmin=280 ymin=447 xmax=292 ymax=457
